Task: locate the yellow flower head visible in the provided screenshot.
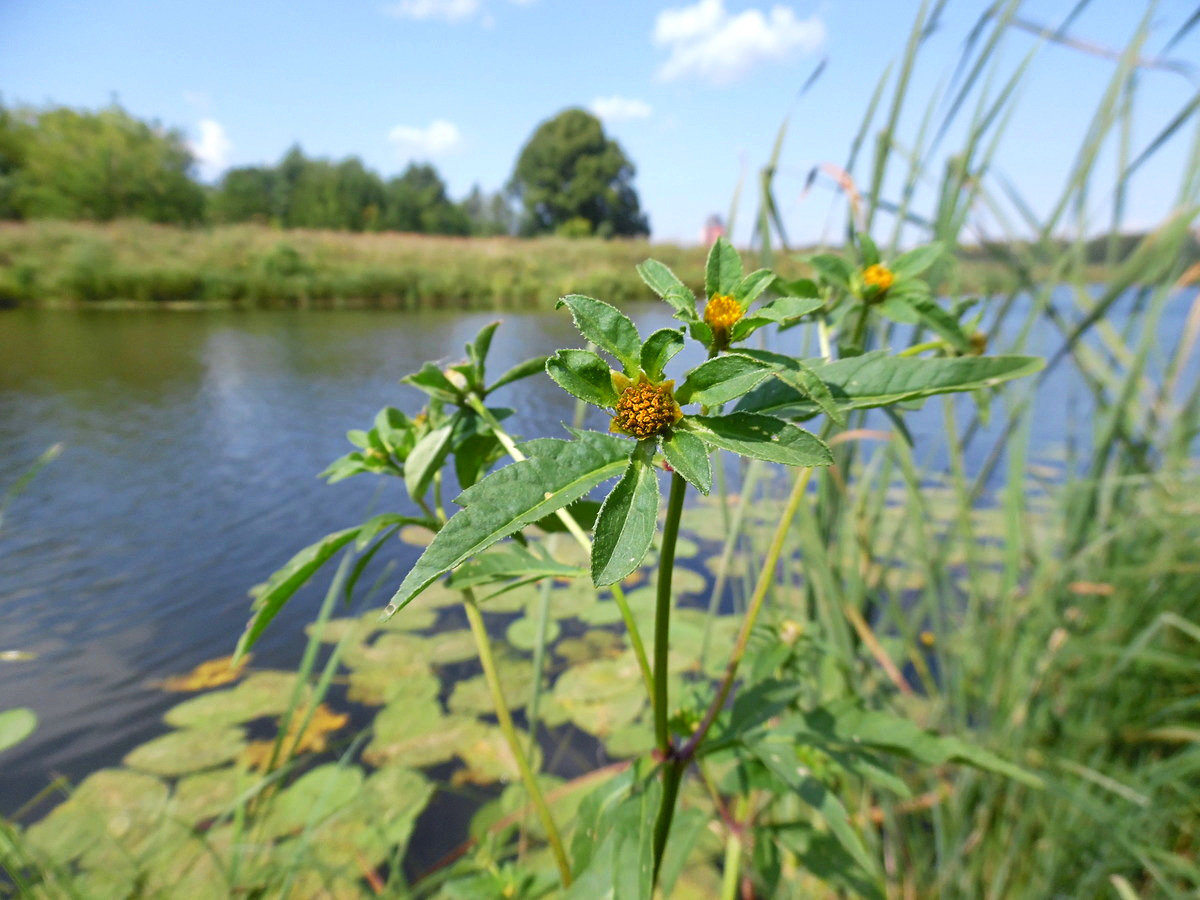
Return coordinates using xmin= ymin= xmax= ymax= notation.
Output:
xmin=862 ymin=263 xmax=895 ymax=293
xmin=704 ymin=293 xmax=743 ymax=348
xmin=610 ymin=373 xmax=683 ymax=440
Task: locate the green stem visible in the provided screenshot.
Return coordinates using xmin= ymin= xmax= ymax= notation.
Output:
xmin=467 ymin=394 xmax=655 ymax=700
xmin=462 ymin=592 xmax=571 ymax=888
xmin=680 ymin=466 xmax=815 ymax=760
xmin=719 ymin=830 xmax=742 ymax=900
xmin=654 ymin=471 xmax=688 ymax=753
xmin=652 ymin=759 xmax=686 ymax=887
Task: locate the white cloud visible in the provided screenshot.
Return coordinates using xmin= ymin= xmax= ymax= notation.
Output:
xmin=590 ymin=95 xmax=653 ymax=123
xmin=189 ymin=119 xmax=232 ymax=179
xmin=653 ymin=0 xmax=825 ymax=85
xmin=383 ymin=0 xmax=481 ymax=22
xmin=387 ymin=119 xmax=463 ymax=160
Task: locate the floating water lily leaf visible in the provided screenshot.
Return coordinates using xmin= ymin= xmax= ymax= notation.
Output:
xmin=506 ymin=615 xmax=561 ymax=652
xmin=603 ymin=719 xmax=654 ymax=759
xmin=145 ymin=823 xmax=272 ymax=900
xmin=364 ymin=697 xmax=488 ymax=768
xmin=342 ymin=631 xmax=426 ymax=670
xmin=160 ymin=654 xmax=251 ymax=692
xmin=125 ymin=727 xmax=246 ymax=776
xmin=346 ymin=663 xmax=439 ymax=707
xmin=242 ymin=703 xmax=349 ymax=772
xmin=556 ymin=630 xmax=625 ymax=665
xmin=426 ymin=628 xmax=482 ymax=664
xmin=373 ymin=604 xmax=439 ymax=631
xmin=261 ymin=763 xmax=364 ymax=838
xmin=164 ymin=671 xmax=308 ymax=729
xmin=0 ymin=707 xmax=36 ymax=753
xmin=470 ymin=773 xmax=586 ymax=844
xmin=304 ymin=616 xmax=373 ymax=646
xmin=449 ymin=656 xmax=538 ymax=716
xmin=24 ymin=769 xmax=169 ymax=866
xmin=553 ymin=658 xmax=646 ymax=737
xmin=172 ymin=767 xmax=242 ymax=824
xmin=454 ymin=725 xmax=542 ymax=786
xmin=532 ymin=581 xmax=601 ymax=621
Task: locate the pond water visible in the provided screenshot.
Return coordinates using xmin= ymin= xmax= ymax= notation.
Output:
xmin=0 ymin=287 xmax=1196 ymax=820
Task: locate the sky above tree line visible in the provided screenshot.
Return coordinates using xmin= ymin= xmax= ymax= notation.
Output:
xmin=1 ymin=0 xmax=1196 ymax=244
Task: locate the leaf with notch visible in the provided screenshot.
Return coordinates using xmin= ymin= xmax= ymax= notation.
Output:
xmin=546 ymin=349 xmax=619 ymax=408
xmin=557 ymin=294 xmax=641 ymax=374
xmin=380 ymin=430 xmax=632 ymax=620
xmin=662 ymin=430 xmax=711 ymax=494
xmin=705 ymin=237 xmax=743 ymax=298
xmin=730 ymin=296 xmax=824 ymax=342
xmin=682 ymin=413 xmax=832 ymax=467
xmin=639 ymin=328 xmax=684 ymax=382
xmin=591 ymin=444 xmax=661 ymax=586
xmin=675 ymin=354 xmax=774 ymax=407
xmin=636 ymin=258 xmax=697 ymax=322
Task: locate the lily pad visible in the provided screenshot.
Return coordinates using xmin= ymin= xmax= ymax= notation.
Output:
xmin=552 ymin=658 xmax=646 ymax=737
xmin=454 ymin=726 xmax=542 ymax=785
xmin=24 ymin=769 xmax=169 ymax=865
xmin=0 ymin=707 xmax=37 ymax=753
xmin=555 ymin=630 xmax=624 ymax=665
xmin=470 ymin=773 xmax=585 ymax=843
xmin=363 ymin=696 xmax=488 ymax=768
xmin=164 ymin=671 xmax=309 ymax=729
xmin=241 ymin=703 xmax=349 ymax=772
xmin=346 ymin=662 xmax=439 ymax=706
xmin=172 ymin=767 xmax=242 ymax=824
xmin=448 ymin=655 xmax=539 ymax=716
xmin=160 ymin=654 xmax=251 ymax=692
xmin=425 ymin=628 xmax=481 ymax=664
xmin=125 ymin=726 xmax=246 ymax=776
xmin=373 ymin=604 xmax=438 ymax=631
xmin=505 ymin=615 xmax=561 ymax=651
xmin=262 ymin=763 xmax=364 ymax=838
xmin=603 ymin=719 xmax=655 ymax=758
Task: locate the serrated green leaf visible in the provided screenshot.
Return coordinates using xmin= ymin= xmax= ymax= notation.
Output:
xmin=488 ymin=355 xmax=549 ymax=394
xmin=682 ymin=413 xmax=832 ymax=467
xmin=675 ymin=354 xmax=774 ymax=407
xmin=404 ymin=420 xmax=455 ymax=502
xmin=730 ymin=296 xmax=824 ymax=342
xmin=890 ymin=242 xmax=942 ymax=277
xmin=640 ymin=328 xmax=685 ymax=382
xmin=380 ymin=431 xmax=632 ymax=619
xmin=467 ymin=321 xmax=500 ymax=385
xmin=737 ymin=349 xmax=846 ymax=426
xmin=705 ymin=237 xmax=743 ymax=298
xmin=448 ymin=545 xmax=585 ymax=589
xmin=557 ymin=294 xmax=641 ymax=374
xmin=735 ymin=268 xmax=775 ymax=305
xmin=591 ymin=446 xmax=660 ymax=586
xmin=662 ymin=430 xmax=711 ymax=494
xmin=737 ymin=352 xmax=1043 ymax=418
xmin=636 ymin=259 xmax=697 ymax=321
xmin=237 ymin=526 xmax=362 ymax=658
xmin=546 ymin=349 xmax=620 ymax=408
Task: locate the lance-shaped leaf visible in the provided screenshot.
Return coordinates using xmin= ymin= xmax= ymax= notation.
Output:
xmin=737 ymin=349 xmax=846 ymax=426
xmin=734 ymin=268 xmax=775 ymax=305
xmin=405 ymin=419 xmax=456 ymax=502
xmin=640 ymin=328 xmax=685 ymax=381
xmin=466 ymin=320 xmax=500 ymax=387
xmin=662 ymin=430 xmax=711 ymax=494
xmin=736 ymin=352 xmax=1044 ymax=418
xmin=882 ymin=293 xmax=972 ymax=353
xmin=705 ymin=237 xmax=743 ymax=298
xmin=546 ymin=349 xmax=620 ymax=408
xmin=890 ymin=241 xmax=942 ymax=277
xmin=675 ymin=354 xmax=775 ymax=407
xmin=591 ymin=444 xmax=661 ymax=586
xmin=557 ymin=294 xmax=641 ymax=375
xmin=488 ymin=355 xmax=549 ymax=394
xmin=447 ymin=544 xmax=585 ymax=589
xmin=636 ymin=258 xmax=697 ymax=321
xmin=806 ymin=253 xmax=854 ymax=291
xmin=681 ymin=413 xmax=832 ymax=467
xmin=730 ymin=296 xmax=825 ymax=342
xmin=402 ymin=362 xmax=464 ymax=402
xmin=380 ymin=430 xmax=633 ymax=619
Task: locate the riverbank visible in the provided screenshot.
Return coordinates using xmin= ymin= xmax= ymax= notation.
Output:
xmin=0 ymin=220 xmax=1139 ymax=309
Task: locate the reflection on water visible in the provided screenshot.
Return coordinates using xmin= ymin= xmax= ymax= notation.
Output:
xmin=0 ymin=289 xmax=1196 ymax=814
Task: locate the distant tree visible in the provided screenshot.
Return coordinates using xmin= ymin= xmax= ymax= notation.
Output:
xmin=382 ymin=164 xmax=469 ymax=235
xmin=509 ymin=108 xmax=649 ymax=238
xmin=461 ymin=183 xmax=516 ymax=236
xmin=212 ymin=166 xmax=278 ymax=224
xmin=0 ymin=102 xmax=204 ymax=223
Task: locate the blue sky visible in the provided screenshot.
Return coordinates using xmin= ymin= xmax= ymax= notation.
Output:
xmin=1 ymin=0 xmax=1197 ymax=244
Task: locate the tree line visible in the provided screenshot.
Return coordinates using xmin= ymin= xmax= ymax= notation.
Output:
xmin=0 ymin=102 xmax=649 ymax=238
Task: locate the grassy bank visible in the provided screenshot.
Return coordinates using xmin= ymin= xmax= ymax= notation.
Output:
xmin=1 ymin=220 xmax=1168 ymax=310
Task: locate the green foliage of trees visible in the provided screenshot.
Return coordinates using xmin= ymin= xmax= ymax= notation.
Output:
xmin=0 ymin=102 xmax=204 ymax=223
xmin=510 ymin=108 xmax=649 ymax=239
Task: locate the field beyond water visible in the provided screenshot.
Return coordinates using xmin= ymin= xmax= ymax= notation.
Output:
xmin=0 ymin=220 xmax=1147 ymax=309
